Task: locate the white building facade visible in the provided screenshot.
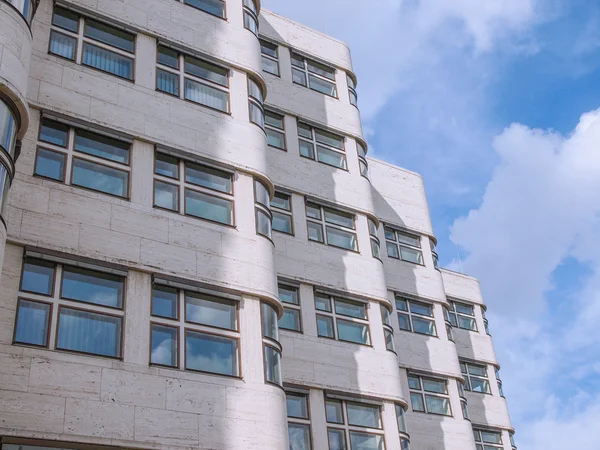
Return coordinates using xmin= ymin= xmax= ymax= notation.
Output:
xmin=0 ymin=1 xmax=515 ymax=449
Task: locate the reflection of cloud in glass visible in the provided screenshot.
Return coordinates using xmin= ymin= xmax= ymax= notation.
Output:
xmin=185 ymin=295 xmax=236 ymax=330
xmin=152 ymin=335 xmax=173 ymax=366
xmin=186 ymin=332 xmax=237 ymax=376
xmin=288 ymin=424 xmax=310 ymax=450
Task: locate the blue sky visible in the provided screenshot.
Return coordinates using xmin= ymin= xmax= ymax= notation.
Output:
xmin=263 ymin=0 xmax=600 ymax=447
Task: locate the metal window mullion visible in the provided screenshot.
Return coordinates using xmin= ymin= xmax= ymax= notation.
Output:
xmin=178 ymin=55 xmax=185 ymax=100
xmin=178 ymin=289 xmax=185 ymax=369
xmin=75 ymin=18 xmax=85 ymax=64
xmin=47 ymin=265 xmax=64 ymax=349
xmin=184 ymin=182 xmax=233 ymax=202
xmin=184 ymin=72 xmax=229 ymax=93
xmin=157 ymin=64 xmax=180 ymax=75
xmin=72 ymin=152 xmax=131 ymax=172
xmin=178 ymin=160 xmax=185 ymax=215
xmin=81 ymin=36 xmax=135 ymax=59
xmin=64 ymin=126 xmax=76 ymax=186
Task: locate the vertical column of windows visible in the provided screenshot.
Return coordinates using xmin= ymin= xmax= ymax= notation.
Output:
xmin=443 ymin=305 xmax=454 ymax=341
xmin=357 ymin=141 xmax=369 ymax=179
xmin=0 ymin=98 xmax=18 ymax=222
xmin=430 ymin=238 xmax=439 ymax=269
xmin=395 ymin=404 xmax=411 ymax=450
xmin=457 ymin=380 xmax=470 ymax=420
xmin=495 ymin=367 xmax=505 ymax=397
xmin=347 ymin=74 xmax=358 ymax=107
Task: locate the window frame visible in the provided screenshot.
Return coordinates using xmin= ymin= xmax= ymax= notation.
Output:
xmin=408 ymin=373 xmax=453 ymax=417
xmin=384 ymin=226 xmax=424 ymax=265
xmin=315 ymin=291 xmax=371 ymax=346
xmin=278 ymin=283 xmax=302 ymax=333
xmin=298 ymin=121 xmax=347 ymax=170
xmin=178 ymin=0 xmax=226 ymax=19
xmin=260 ymin=39 xmax=280 ymax=76
xmin=286 ymin=391 xmax=313 ymax=450
xmin=381 ymin=304 xmax=396 ymax=353
xmin=460 ymin=361 xmax=492 ymax=395
xmin=242 ymin=0 xmax=259 ymax=36
xmin=368 ymin=217 xmax=381 ymax=261
xmin=430 ymin=238 xmax=440 ymax=270
xmin=49 ymin=7 xmax=136 ymax=81
xmin=395 ymin=295 xmax=438 ymax=337
xmin=248 ymin=76 xmax=265 ymax=129
xmin=446 ymin=300 xmax=479 ymax=332
xmin=271 ymin=191 xmax=294 ymax=235
xmin=324 ymin=397 xmax=386 ymax=450
xmin=254 ymin=178 xmax=273 ymax=240
xmin=395 ymin=404 xmax=411 ymax=449
xmin=473 ymin=428 xmax=504 ymax=450
xmin=261 ymin=302 xmax=282 ymax=387
xmin=305 ymin=201 xmax=358 ymax=252
xmin=291 ymin=51 xmax=338 ymax=98
xmin=265 ymin=110 xmax=286 ymax=150
xmin=357 ymin=141 xmax=369 ymax=179
xmin=347 ymin=73 xmax=358 ymax=107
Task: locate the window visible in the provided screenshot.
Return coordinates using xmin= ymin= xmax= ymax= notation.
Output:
xmin=156 ymin=45 xmax=229 ymax=113
xmin=14 ymin=257 xmax=124 ymax=358
xmin=298 ymin=121 xmax=347 ymax=169
xmin=306 ymin=202 xmax=357 ymax=251
xmin=262 ymin=302 xmax=282 ymax=386
xmin=35 ymin=119 xmax=131 ymax=198
xmin=150 ymin=284 xmax=240 ymax=376
xmin=473 ymin=429 xmax=503 ymax=450
xmin=482 ymin=308 xmax=491 ymax=335
xmin=272 ymin=191 xmax=293 ymax=235
xmin=368 ymin=218 xmax=381 ymax=260
xmin=442 ymin=306 xmax=454 ymax=341
xmin=430 ymin=239 xmax=439 ymax=270
xmin=347 ymin=74 xmax=358 ymax=107
xmin=153 ymin=152 xmax=234 ymax=226
xmin=461 ymin=361 xmax=491 ymax=394
xmin=395 ymin=405 xmax=411 ymax=450
xmin=446 ymin=300 xmax=478 ymax=331
xmin=287 ymin=392 xmax=312 ymax=450
xmin=408 ymin=374 xmax=452 ymax=416
xmin=279 ymin=284 xmax=301 ymax=332
xmin=315 ymin=292 xmax=370 ymax=345
xmin=357 ymin=141 xmax=369 ymax=179
xmin=254 ymin=179 xmax=272 ymax=239
xmin=385 ymin=227 xmax=423 ymax=264
xmin=291 ymin=52 xmax=337 ymax=97
xmin=495 ymin=367 xmax=505 ymax=397
xmin=265 ymin=110 xmax=286 ymax=150
xmin=510 ymin=432 xmax=517 ymax=450
xmin=260 ymin=40 xmax=280 ymax=76
xmin=248 ymin=77 xmax=265 ymax=128
xmin=242 ymin=0 xmax=258 ymax=35
xmin=457 ymin=380 xmax=470 ymax=420
xmin=5 ymin=0 xmax=35 ymax=24
xmin=0 ymin=164 xmax=10 ymax=220
xmin=49 ymin=7 xmax=135 ymax=80
xmin=381 ymin=305 xmax=395 ymax=352
xmin=178 ymin=0 xmax=225 ymax=18
xmin=325 ymin=397 xmax=385 ymax=450
xmin=0 ymin=98 xmax=18 ymax=159
xmin=395 ymin=296 xmax=437 ymax=337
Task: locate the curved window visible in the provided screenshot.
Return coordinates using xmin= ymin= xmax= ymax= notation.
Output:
xmin=357 ymin=141 xmax=369 ymax=179
xmin=4 ymin=0 xmax=35 ymax=24
xmin=430 ymin=238 xmax=439 ymax=270
xmin=381 ymin=304 xmax=395 ymax=352
xmin=254 ymin=179 xmax=272 ymax=239
xmin=243 ymin=0 xmax=259 ymax=36
xmin=368 ymin=218 xmax=381 ymax=259
xmin=248 ymin=77 xmax=265 ymax=128
xmin=0 ymin=98 xmax=18 ymax=158
xmin=262 ymin=302 xmax=282 ymax=386
xmin=347 ymin=74 xmax=358 ymax=107
xmin=0 ymin=164 xmax=11 ymax=220
xmin=395 ymin=404 xmax=411 ymax=449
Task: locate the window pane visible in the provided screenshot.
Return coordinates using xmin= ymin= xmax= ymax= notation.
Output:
xmin=349 ymin=432 xmax=384 ymax=450
xmin=185 ymin=189 xmax=233 ymax=225
xmin=14 ymin=300 xmax=50 ymax=346
xmin=386 ymin=242 xmax=399 ymax=259
xmin=243 ymin=11 xmax=258 ymax=35
xmin=410 ymin=392 xmax=425 ymax=411
xmin=185 ymin=293 xmax=237 ymax=330
xmin=316 ymin=315 xmax=334 ymax=338
xmin=150 ymin=324 xmax=177 ymax=367
xmin=82 ymin=43 xmax=133 ymax=79
xmin=152 ymin=285 xmax=178 ymax=319
xmin=264 ymin=346 xmax=282 ymax=385
xmin=57 ymin=308 xmax=121 ymax=357
xmin=157 ymin=45 xmax=179 ymax=68
xmin=396 ymin=405 xmax=408 ymax=433
xmin=184 ymin=0 xmax=225 ymax=17
xmin=185 ymin=163 xmax=232 ymax=193
xmin=425 ymin=395 xmax=451 ymax=416
xmin=255 ymin=179 xmax=270 ymax=207
xmin=396 ymin=232 xmax=420 ymax=248
xmin=458 ymin=315 xmax=477 ymax=331
xmin=410 ymin=301 xmax=433 ymax=317
xmin=286 ymin=393 xmax=308 ymax=419
xmin=307 ymin=60 xmax=335 ymax=80
xmin=72 ymin=158 xmax=129 ymax=197
xmin=21 ymin=258 xmax=55 ymax=295
xmin=49 ymin=31 xmax=76 ymax=61
xmin=262 ymin=303 xmax=279 ymax=341
xmin=380 ymin=305 xmax=391 ymax=326
xmin=260 ymin=40 xmax=278 ymax=58
xmin=371 ymin=239 xmax=381 ymax=259
xmin=337 ymin=319 xmax=369 ymax=345
xmin=326 ymin=399 xmax=343 ymax=423
xmin=398 ymin=313 xmax=411 ymax=331
xmin=385 ymin=329 xmax=395 ymax=351
xmin=74 ymin=129 xmax=130 ymax=164
xmin=408 ymin=375 xmax=421 ymax=390
xmin=261 ymin=56 xmax=279 ymax=75
xmin=347 ymin=402 xmax=380 ymax=428
xmin=471 ymin=378 xmax=491 ymax=394
xmin=395 ymin=298 xmax=408 ymax=311
xmin=384 ymin=228 xmax=396 ymax=240
xmin=455 ymin=302 xmax=474 ymax=315
xmin=315 ymin=294 xmax=331 ymax=312
xmin=422 ymin=378 xmax=447 ymax=394
xmin=40 ymin=119 xmax=69 ymax=147
xmin=186 ymin=331 xmax=238 ymax=376
xmin=155 ymin=153 xmax=179 ymax=178
xmin=272 ymin=211 xmax=293 ymax=234
xmin=84 ymin=19 xmax=134 ymax=52
xmin=324 ymin=209 xmax=354 ymax=228
xmin=265 ymin=111 xmax=284 ymax=130
xmin=400 ymin=247 xmax=423 ymax=264
xmin=315 ymin=129 xmax=344 ymax=150
xmin=279 ymin=285 xmax=298 ymax=305
xmin=185 ymin=56 xmax=228 ymax=86
xmin=279 ymin=308 xmax=301 ymax=331
xmin=307 ymin=221 xmax=324 ymax=243
xmin=292 ymin=68 xmax=307 ymax=86
xmin=317 ymin=146 xmax=347 ymax=169
xmin=461 ymin=400 xmax=469 ymax=420
xmin=154 ymin=180 xmax=179 ymax=211
xmin=249 ymin=102 xmax=264 ymax=128
xmin=481 ymin=431 xmax=502 ymax=444
xmin=288 ymin=423 xmax=311 ymax=450
xmin=52 ymin=7 xmax=79 ymax=32
xmin=350 ymin=89 xmax=358 ymax=106
xmin=184 ymin=78 xmax=229 ymax=112
xmin=248 ymin=78 xmax=263 ymax=103
xmin=334 ymin=299 xmax=366 ymax=319
xmin=309 ymin=75 xmax=337 ymax=97
xmin=299 ymin=140 xmax=315 ymax=159
xmin=266 ymin=128 xmax=285 ymax=149
xmin=35 ymin=148 xmax=66 ymax=181
xmin=257 ymin=209 xmax=272 ymax=239
xmin=467 ymin=364 xmax=487 ymax=377
xmin=326 ymin=227 xmax=357 ymax=251
xmin=157 ymin=69 xmax=180 ymax=96
xmin=297 ymin=123 xmax=312 ymax=139
xmin=328 ymin=429 xmax=346 ymax=450
xmin=61 ymin=267 xmax=123 ymax=308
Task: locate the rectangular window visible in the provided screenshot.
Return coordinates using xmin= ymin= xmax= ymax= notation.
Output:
xmin=35 ymin=119 xmax=131 ymax=198
xmin=461 ymin=361 xmax=491 ymax=394
xmin=243 ymin=0 xmax=259 ymax=36
xmin=153 ymin=152 xmax=234 ymax=226
xmin=150 ymin=284 xmax=240 ymax=377
xmin=291 ymin=52 xmax=337 ymax=97
xmin=385 ymin=227 xmax=423 ymax=264
xmin=265 ymin=110 xmax=286 ymax=150
xmin=49 ymin=7 xmax=135 ymax=80
xmin=156 ymin=45 xmax=230 ymax=113
xmin=306 ymin=202 xmax=357 ymax=251
xmin=278 ymin=283 xmax=301 ymax=332
xmin=254 ymin=179 xmax=272 ymax=239
xmin=446 ymin=300 xmax=478 ymax=331
xmin=14 ymin=258 xmax=125 ymax=358
xmin=260 ymin=40 xmax=280 ymax=76
xmin=347 ymin=74 xmax=358 ymax=107
xmin=315 ymin=292 xmax=370 ymax=345
xmin=408 ymin=374 xmax=452 ymax=416
xmin=325 ymin=397 xmax=385 ymax=450
xmin=395 ymin=295 xmax=437 ymax=337
xmin=368 ymin=218 xmax=381 ymax=259
xmin=272 ymin=191 xmax=293 ymax=235
xmin=248 ymin=77 xmax=265 ymax=128
xmin=180 ymin=0 xmax=225 ymax=18
xmin=298 ymin=121 xmax=347 ymax=169
xmin=357 ymin=141 xmax=369 ymax=179
xmin=287 ymin=392 xmax=312 ymax=450
xmin=473 ymin=428 xmax=504 ymax=450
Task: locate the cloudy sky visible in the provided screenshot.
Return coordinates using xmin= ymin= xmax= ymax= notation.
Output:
xmin=262 ymin=0 xmax=600 ymax=447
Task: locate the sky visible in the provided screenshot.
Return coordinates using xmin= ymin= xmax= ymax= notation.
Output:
xmin=262 ymin=0 xmax=600 ymax=448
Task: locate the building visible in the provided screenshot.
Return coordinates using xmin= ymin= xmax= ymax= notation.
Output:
xmin=0 ymin=0 xmax=515 ymax=449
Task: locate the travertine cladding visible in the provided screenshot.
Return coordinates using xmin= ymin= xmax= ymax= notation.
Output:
xmin=0 ymin=0 xmax=32 ymax=137
xmin=466 ymin=391 xmax=513 ymax=430
xmin=441 ymin=269 xmax=485 ymax=306
xmin=0 ymin=244 xmax=288 ymax=450
xmin=0 ymin=223 xmax=5 ymax=273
